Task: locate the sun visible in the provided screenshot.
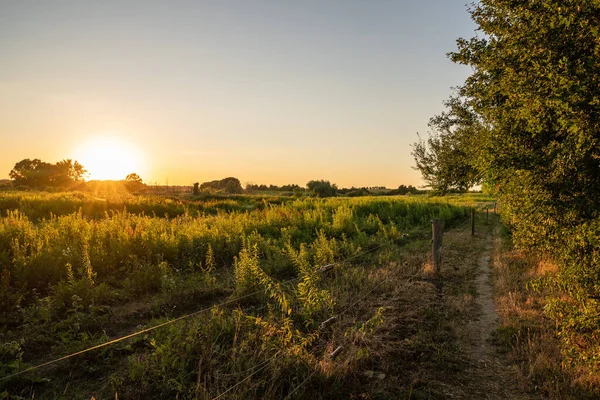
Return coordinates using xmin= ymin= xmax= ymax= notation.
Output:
xmin=72 ymin=137 xmax=145 ymax=181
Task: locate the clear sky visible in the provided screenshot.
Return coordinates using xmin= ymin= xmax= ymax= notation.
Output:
xmin=0 ymin=0 xmax=477 ymax=188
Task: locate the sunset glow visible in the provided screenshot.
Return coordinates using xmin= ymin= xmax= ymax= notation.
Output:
xmin=72 ymin=137 xmax=145 ymax=181
xmin=0 ymin=1 xmax=476 ymax=187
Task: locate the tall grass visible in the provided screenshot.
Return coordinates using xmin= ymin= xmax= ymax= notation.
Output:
xmin=0 ymin=192 xmax=479 ymax=398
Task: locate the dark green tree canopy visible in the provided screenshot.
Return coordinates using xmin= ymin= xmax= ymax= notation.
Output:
xmin=427 ymin=0 xmax=600 ymax=367
xmin=412 ymin=93 xmax=484 ymax=194
xmin=415 ymin=1 xmax=600 ymax=219
xmin=448 ymin=0 xmax=600 ymax=235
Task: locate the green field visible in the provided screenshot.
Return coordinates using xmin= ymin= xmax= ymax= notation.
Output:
xmin=0 ymin=191 xmax=492 ymax=398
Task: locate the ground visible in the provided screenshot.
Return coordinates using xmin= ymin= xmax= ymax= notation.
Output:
xmin=343 ymin=212 xmax=539 ymax=400
xmin=2 ymin=206 xmax=554 ymax=399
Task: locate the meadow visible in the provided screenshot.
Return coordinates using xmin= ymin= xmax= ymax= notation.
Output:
xmin=0 ymin=191 xmax=490 ymax=398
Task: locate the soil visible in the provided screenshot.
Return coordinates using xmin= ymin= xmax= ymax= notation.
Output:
xmin=354 ymin=218 xmax=540 ymax=399
xmin=450 ymin=232 xmax=536 ymax=400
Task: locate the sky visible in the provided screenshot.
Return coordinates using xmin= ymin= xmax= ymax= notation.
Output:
xmin=0 ymin=0 xmax=477 ymax=188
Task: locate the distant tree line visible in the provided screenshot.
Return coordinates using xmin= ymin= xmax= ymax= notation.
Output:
xmin=5 ymin=159 xmax=424 ymax=199
xmin=7 ymin=158 xmax=146 ymax=193
xmin=337 ymin=184 xmax=421 ymax=196
xmin=245 ymin=180 xmax=421 ymax=198
xmin=382 ymin=184 xmax=421 ymax=195
xmin=245 ymin=183 xmax=305 ymax=193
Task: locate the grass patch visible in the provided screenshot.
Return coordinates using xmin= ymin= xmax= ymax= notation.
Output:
xmin=491 ymin=226 xmax=600 ymax=399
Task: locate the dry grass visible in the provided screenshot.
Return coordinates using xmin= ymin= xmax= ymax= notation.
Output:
xmin=491 ymin=228 xmax=600 ymax=399
xmin=319 ymin=215 xmax=507 ymax=399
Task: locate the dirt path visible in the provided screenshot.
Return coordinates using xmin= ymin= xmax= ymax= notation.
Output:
xmin=457 ymin=232 xmax=535 ymax=400
xmin=470 ymin=238 xmax=498 ymax=364
xmin=326 ymin=216 xmax=539 ymax=399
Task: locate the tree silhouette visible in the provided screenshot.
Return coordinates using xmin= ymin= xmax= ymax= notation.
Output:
xmin=124 ymin=173 xmax=145 ymax=193
xmin=125 ymin=173 xmax=143 ymax=183
xmin=9 ymin=159 xmax=87 ymax=188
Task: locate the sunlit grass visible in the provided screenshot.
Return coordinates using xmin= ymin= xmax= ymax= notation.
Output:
xmin=0 ymin=191 xmax=487 ymax=397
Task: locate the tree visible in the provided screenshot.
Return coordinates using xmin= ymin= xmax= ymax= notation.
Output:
xmin=9 ymin=159 xmax=52 ymax=187
xmin=9 ymin=158 xmax=87 ymax=188
xmin=412 ymin=96 xmax=483 ymax=194
xmin=125 ymin=173 xmax=143 ymax=184
xmin=306 ymin=180 xmax=338 ymax=198
xmin=221 ymin=177 xmax=243 ymax=194
xmin=200 ymin=177 xmax=243 ymax=194
xmin=124 ymin=173 xmax=145 ymax=192
xmin=436 ymin=0 xmax=600 ymax=368
xmin=444 ymin=0 xmax=600 ymax=242
xmin=411 ymin=133 xmax=477 ymax=194
xmin=393 ymin=185 xmax=419 ymax=195
xmin=53 ymin=159 xmax=87 ymax=186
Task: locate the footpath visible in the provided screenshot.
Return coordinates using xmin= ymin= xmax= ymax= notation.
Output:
xmin=352 ymin=214 xmax=538 ymax=399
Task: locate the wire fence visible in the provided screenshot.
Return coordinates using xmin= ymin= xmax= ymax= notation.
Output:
xmin=443 ymin=202 xmax=497 ymax=251
xmin=0 ymin=235 xmax=399 ymax=383
xmin=209 ymin=239 xmax=433 ymax=400
xmin=1 ymin=201 xmax=497 ymax=398
xmin=273 ymin=203 xmax=499 ymax=399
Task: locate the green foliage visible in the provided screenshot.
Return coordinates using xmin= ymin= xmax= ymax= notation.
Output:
xmin=0 ymin=191 xmax=297 ymax=221
xmin=234 ymin=243 xmax=292 ymax=315
xmin=412 ymin=100 xmax=482 ymax=194
xmin=9 ymin=158 xmax=87 ymax=189
xmin=286 ymin=243 xmax=334 ymax=326
xmin=0 ymin=191 xmax=475 ymax=397
xmin=200 ymin=177 xmax=243 ymax=194
xmin=351 ymin=307 xmax=385 ymax=340
xmin=306 ymin=180 xmax=338 ymax=198
xmin=0 ymin=340 xmax=24 ymax=378
xmin=431 ymin=0 xmax=600 ymax=369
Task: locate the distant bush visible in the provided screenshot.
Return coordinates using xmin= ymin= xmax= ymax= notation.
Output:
xmin=200 ymin=177 xmax=243 ymax=194
xmin=306 ymin=180 xmax=338 ymax=198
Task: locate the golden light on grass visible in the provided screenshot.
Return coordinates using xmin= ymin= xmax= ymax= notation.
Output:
xmin=72 ymin=136 xmax=145 ymax=181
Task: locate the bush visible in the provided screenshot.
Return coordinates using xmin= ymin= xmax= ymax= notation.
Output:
xmin=306 ymin=180 xmax=338 ymax=198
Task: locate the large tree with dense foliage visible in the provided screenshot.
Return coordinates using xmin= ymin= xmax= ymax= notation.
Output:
xmin=412 ymin=96 xmax=483 ymax=194
xmin=53 ymin=159 xmax=87 ymax=186
xmin=430 ymin=0 xmax=600 ymax=368
xmin=9 ymin=159 xmax=86 ymax=188
xmin=452 ymin=1 xmax=600 ymax=240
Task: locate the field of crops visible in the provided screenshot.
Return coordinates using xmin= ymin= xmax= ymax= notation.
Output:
xmin=0 ymin=191 xmax=490 ymax=398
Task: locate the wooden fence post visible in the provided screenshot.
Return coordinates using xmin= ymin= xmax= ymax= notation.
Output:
xmin=432 ymin=219 xmax=444 ymax=274
xmin=471 ymin=208 xmax=475 ymax=236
